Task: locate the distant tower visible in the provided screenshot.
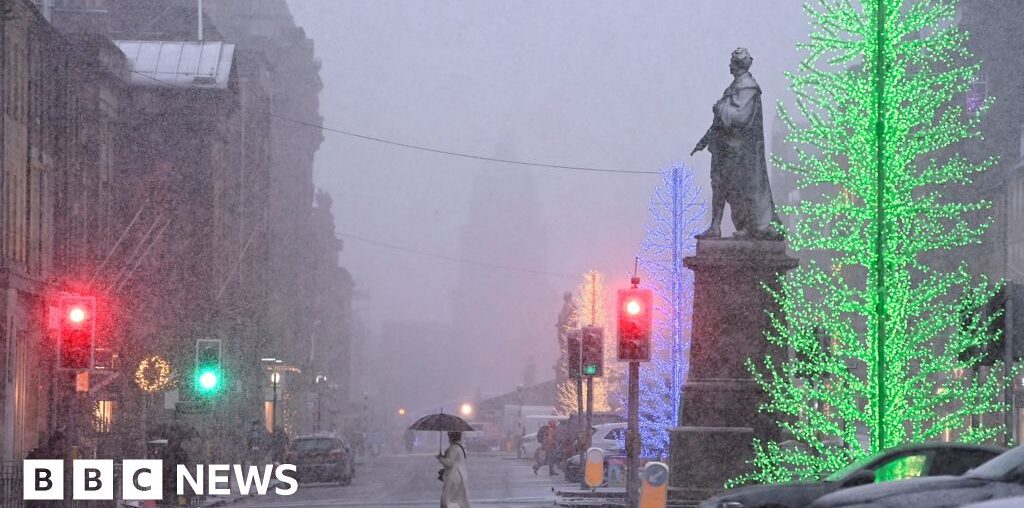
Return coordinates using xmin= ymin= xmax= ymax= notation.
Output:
xmin=451 ymin=131 xmax=557 ymax=392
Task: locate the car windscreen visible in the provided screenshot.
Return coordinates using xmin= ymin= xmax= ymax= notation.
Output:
xmin=292 ymin=438 xmax=341 ymax=453
xmin=965 ymin=446 xmax=1024 ymax=480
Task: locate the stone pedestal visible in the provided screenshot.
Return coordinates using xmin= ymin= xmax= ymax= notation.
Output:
xmin=669 ymin=238 xmax=797 ymax=501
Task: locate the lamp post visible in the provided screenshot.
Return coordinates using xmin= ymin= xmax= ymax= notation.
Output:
xmin=315 ymin=375 xmax=327 ymax=432
xmin=270 ymin=372 xmax=281 ymax=431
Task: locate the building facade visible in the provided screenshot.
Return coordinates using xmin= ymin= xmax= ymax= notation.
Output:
xmin=0 ymin=0 xmax=349 ymax=459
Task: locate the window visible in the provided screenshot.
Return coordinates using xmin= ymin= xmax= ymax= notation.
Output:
xmin=93 ymin=400 xmax=115 ymax=433
xmin=931 ymin=449 xmax=1001 ymax=476
xmin=874 ymin=453 xmax=928 ymax=482
xmin=604 ymin=428 xmax=626 ymax=441
xmin=966 ymin=69 xmax=988 ymax=113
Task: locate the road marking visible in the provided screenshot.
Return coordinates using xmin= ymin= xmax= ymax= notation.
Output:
xmin=239 ymin=497 xmax=553 ymax=507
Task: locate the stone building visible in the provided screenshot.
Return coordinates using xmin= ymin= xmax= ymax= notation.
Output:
xmin=1 ymin=0 xmax=129 ymax=460
xmin=0 ymin=0 xmax=344 ymax=459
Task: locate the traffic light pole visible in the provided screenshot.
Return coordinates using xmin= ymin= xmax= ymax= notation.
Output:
xmin=576 ymin=338 xmax=585 ymax=489
xmin=585 ymin=376 xmax=593 ymax=489
xmin=1005 ymin=289 xmax=1015 ymax=446
xmin=627 ymin=361 xmax=640 ymax=508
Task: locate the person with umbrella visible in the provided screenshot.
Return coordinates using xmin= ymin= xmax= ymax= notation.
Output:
xmin=437 ymin=431 xmax=470 ymax=508
xmin=408 ymin=412 xmax=474 ymax=508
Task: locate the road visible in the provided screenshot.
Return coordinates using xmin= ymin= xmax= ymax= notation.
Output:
xmin=233 ymin=451 xmax=563 ymax=508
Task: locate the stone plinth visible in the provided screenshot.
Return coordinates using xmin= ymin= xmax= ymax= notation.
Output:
xmin=670 ymin=238 xmax=797 ymax=501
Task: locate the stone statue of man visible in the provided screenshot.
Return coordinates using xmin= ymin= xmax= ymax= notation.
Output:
xmin=691 ymin=48 xmax=781 ymax=240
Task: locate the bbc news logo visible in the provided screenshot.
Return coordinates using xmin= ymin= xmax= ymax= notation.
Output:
xmin=23 ymin=460 xmax=298 ymax=500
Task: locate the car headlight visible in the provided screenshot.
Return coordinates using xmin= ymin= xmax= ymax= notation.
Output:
xmin=719 ymin=502 xmax=744 ymax=508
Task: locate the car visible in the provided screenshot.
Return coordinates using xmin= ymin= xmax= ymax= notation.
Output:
xmin=961 ymin=496 xmax=1024 ymax=508
xmin=699 ymin=442 xmax=1004 ymax=508
xmin=564 ymin=450 xmax=646 ymax=484
xmin=590 ymin=423 xmax=627 ymax=452
xmin=810 ymin=445 xmax=1024 ymax=508
xmin=560 ymin=422 xmax=630 ymax=482
xmin=521 ymin=432 xmax=541 ymax=460
xmin=287 ymin=434 xmax=356 ymax=486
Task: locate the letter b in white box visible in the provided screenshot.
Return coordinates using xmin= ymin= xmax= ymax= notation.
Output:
xmin=23 ymin=460 xmax=63 ymax=500
xmin=73 ymin=460 xmax=114 ymax=500
xmin=123 ymin=460 xmax=162 ymax=500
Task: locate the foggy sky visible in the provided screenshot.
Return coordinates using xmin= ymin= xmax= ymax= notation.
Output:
xmin=286 ymin=1 xmax=810 ymax=407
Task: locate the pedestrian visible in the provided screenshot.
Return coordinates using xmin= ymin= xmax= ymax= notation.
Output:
xmin=163 ymin=438 xmax=189 ymax=503
xmin=247 ymin=420 xmax=266 ymax=465
xmin=404 ymin=428 xmax=416 ymax=453
xmin=553 ymin=415 xmax=576 ymax=471
xmin=437 ymin=431 xmax=470 ymax=508
xmin=270 ymin=427 xmax=288 ymax=464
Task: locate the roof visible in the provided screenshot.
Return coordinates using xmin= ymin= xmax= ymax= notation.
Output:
xmin=114 ymin=40 xmax=235 ymax=89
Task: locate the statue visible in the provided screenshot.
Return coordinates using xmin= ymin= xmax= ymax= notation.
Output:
xmin=554 ymin=292 xmax=577 ymax=381
xmin=691 ymin=48 xmax=781 ymax=240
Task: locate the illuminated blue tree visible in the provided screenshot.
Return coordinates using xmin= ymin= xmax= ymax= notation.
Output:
xmin=632 ymin=162 xmax=705 ymax=458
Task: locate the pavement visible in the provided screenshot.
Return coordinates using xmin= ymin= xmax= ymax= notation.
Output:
xmin=220 ymin=451 xmax=566 ymax=508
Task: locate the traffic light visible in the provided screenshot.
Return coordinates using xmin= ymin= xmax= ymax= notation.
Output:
xmin=58 ymin=295 xmax=96 ymax=370
xmin=566 ymin=329 xmax=582 ymax=378
xmin=581 ymin=326 xmax=604 ymax=377
xmin=195 ymin=339 xmax=223 ymax=396
xmin=617 ymin=285 xmax=653 ymax=362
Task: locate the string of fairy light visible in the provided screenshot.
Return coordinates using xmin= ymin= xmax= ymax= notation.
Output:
xmin=731 ymin=0 xmax=1013 ymax=486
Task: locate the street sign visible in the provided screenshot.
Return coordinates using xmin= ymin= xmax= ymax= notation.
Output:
xmin=640 ymin=461 xmax=670 ymax=508
xmin=605 ymin=455 xmax=626 ymax=487
xmin=584 ymin=447 xmax=604 ymax=489
xmin=75 ymin=371 xmax=90 ymax=393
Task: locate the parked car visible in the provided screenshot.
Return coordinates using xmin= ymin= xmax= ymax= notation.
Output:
xmin=590 ymin=423 xmax=627 ymax=452
xmin=961 ymin=496 xmax=1024 ymax=508
xmin=521 ymin=432 xmax=541 ymax=460
xmin=287 ymin=434 xmax=356 ymax=486
xmin=564 ymin=450 xmax=647 ymax=484
xmin=561 ymin=422 xmax=630 ymax=482
xmin=700 ymin=442 xmax=1003 ymax=508
xmin=811 ymin=445 xmax=1024 ymax=508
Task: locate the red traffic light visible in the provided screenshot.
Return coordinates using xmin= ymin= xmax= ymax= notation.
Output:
xmin=68 ymin=306 xmax=88 ymax=324
xmin=617 ymin=288 xmax=652 ymax=362
xmin=58 ymin=295 xmax=96 ymax=370
xmin=625 ymin=299 xmax=642 ymax=316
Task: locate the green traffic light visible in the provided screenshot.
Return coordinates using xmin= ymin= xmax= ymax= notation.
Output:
xmin=196 ymin=368 xmax=221 ymax=394
xmin=584 ymin=364 xmax=597 ymax=376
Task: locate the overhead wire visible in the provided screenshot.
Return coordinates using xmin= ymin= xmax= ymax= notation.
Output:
xmin=125 ymin=69 xmax=589 ymax=278
xmin=269 ymin=113 xmax=659 ymax=175
xmin=129 ymin=70 xmax=657 ymax=174
xmin=336 ymin=232 xmax=578 ymax=279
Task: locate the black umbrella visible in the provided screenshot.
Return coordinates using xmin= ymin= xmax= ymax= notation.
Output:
xmin=409 ymin=412 xmax=474 ymax=453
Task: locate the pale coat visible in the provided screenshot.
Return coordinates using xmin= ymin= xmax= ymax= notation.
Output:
xmin=437 ymin=442 xmax=470 ymax=508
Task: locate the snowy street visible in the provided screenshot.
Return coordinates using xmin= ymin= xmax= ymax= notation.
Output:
xmin=233 ymin=453 xmax=559 ymax=508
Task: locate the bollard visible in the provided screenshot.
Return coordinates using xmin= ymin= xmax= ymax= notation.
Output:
xmin=639 ymin=461 xmax=669 ymax=508
xmin=584 ymin=447 xmax=604 ymax=489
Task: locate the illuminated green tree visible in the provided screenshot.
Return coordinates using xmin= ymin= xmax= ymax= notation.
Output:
xmin=735 ymin=0 xmax=1013 ymax=484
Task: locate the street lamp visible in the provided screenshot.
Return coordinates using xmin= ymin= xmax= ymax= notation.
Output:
xmin=398 ymin=408 xmax=406 ymax=416
xmin=314 ymin=375 xmax=327 ymax=432
xmin=270 ymin=372 xmax=282 ymax=431
xmin=460 ymin=403 xmax=473 ymax=418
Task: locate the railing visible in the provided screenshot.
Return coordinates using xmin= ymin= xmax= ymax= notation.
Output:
xmin=0 ymin=461 xmax=24 ymax=508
